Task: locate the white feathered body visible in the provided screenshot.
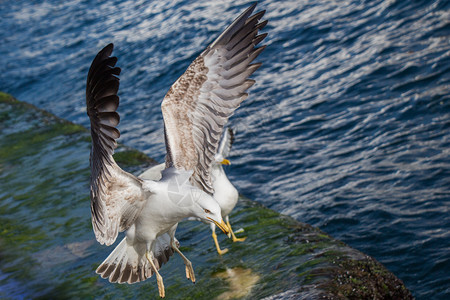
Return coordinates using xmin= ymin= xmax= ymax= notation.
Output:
xmin=142 ymin=162 xmax=239 ymax=219
xmin=96 ymin=168 xmax=204 ymax=283
xmin=211 ymin=164 xmax=238 ymax=218
xmin=135 ymin=176 xmax=189 ymax=242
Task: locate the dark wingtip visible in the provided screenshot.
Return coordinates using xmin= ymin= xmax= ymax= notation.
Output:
xmin=258 ymin=19 xmax=268 ymax=30
xmin=228 ymin=127 xmax=235 ymax=147
xmin=86 ymin=43 xmax=122 ymax=197
xmin=100 ymin=43 xmax=114 ymax=57
xmin=209 ymin=2 xmax=260 ymax=49
xmin=87 ymin=43 xmax=116 ymax=85
xmin=248 ymin=2 xmax=258 ymax=11
xmin=103 ymin=42 xmax=113 ymax=51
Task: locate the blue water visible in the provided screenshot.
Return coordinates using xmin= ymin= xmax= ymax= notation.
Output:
xmin=1 ymin=0 xmax=449 ymax=298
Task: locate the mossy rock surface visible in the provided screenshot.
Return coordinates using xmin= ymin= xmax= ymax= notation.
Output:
xmin=0 ymin=93 xmax=413 ymax=299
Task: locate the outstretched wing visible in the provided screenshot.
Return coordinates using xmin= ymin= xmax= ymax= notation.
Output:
xmin=86 ymin=43 xmax=148 ymax=246
xmin=217 ymin=127 xmax=235 ymax=159
xmin=161 ymin=3 xmax=267 ymax=194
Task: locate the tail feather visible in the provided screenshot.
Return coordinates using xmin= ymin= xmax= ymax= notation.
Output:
xmin=96 ymin=234 xmax=176 ymax=284
xmin=154 ymin=234 xmax=177 ymax=267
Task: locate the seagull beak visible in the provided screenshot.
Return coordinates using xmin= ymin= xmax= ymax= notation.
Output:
xmin=221 ymin=159 xmax=231 ymax=165
xmin=208 ymin=217 xmax=231 ymax=238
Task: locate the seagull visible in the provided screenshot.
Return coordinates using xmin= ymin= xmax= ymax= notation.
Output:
xmin=140 ymin=127 xmax=245 ymax=255
xmin=210 ymin=128 xmax=246 ymax=254
xmin=86 ymin=3 xmax=267 ymax=298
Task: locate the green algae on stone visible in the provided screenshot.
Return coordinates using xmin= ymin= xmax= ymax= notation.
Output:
xmin=322 ymin=257 xmax=414 ymax=299
xmin=114 ymin=148 xmax=157 ymax=167
xmin=0 ymin=91 xmax=18 ymax=103
xmin=0 ymin=122 xmax=85 ymax=162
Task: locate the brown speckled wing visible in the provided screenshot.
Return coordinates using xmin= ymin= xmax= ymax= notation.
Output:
xmin=86 ymin=44 xmax=147 ymax=246
xmin=161 ymin=3 xmax=267 ymax=194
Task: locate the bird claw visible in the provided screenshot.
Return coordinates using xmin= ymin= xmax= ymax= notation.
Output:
xmin=226 ymin=220 xmax=247 ymax=244
xmin=156 ymin=273 xmax=165 ymax=298
xmin=218 ymin=247 xmax=229 ymax=255
xmin=146 ymin=251 xmax=165 ymax=298
xmin=212 ymin=231 xmax=229 ymax=255
xmin=232 ymin=236 xmax=247 ymax=243
xmin=185 ymin=261 xmax=196 ymax=283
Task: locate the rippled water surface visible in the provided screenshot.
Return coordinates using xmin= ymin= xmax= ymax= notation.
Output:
xmin=1 ymin=0 xmax=449 ymax=298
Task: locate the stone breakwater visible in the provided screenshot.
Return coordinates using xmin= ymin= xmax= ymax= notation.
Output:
xmin=0 ymin=92 xmax=412 ymax=299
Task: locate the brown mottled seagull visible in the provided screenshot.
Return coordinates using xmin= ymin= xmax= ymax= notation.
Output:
xmin=86 ymin=3 xmax=267 ymax=298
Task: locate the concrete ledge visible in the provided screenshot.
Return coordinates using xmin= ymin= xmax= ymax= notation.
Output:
xmin=0 ymin=93 xmax=412 ymax=299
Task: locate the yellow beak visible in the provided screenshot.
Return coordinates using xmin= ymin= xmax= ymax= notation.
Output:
xmin=221 ymin=159 xmax=231 ymax=165
xmin=208 ymin=217 xmax=231 ymax=238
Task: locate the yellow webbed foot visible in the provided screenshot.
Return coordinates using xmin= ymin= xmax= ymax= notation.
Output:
xmin=156 ymin=273 xmax=165 ymax=298
xmin=185 ymin=259 xmax=196 ymax=283
xmin=232 ymin=236 xmax=247 ymax=243
xmin=146 ymin=251 xmax=165 ymax=298
xmin=227 ymin=219 xmax=247 ymax=243
xmin=212 ymin=231 xmax=229 ymax=255
xmin=172 ymin=242 xmax=196 ymax=284
xmin=217 ymin=247 xmax=229 ymax=255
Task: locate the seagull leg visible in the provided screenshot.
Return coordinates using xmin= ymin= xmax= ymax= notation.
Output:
xmin=226 ymin=216 xmax=246 ymax=242
xmin=172 ymin=241 xmax=196 ymax=283
xmin=146 ymin=251 xmax=165 ymax=298
xmin=211 ymin=222 xmax=229 ymax=255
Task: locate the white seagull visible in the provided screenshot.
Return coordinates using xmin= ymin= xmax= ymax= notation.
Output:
xmin=140 ymin=127 xmax=245 ymax=255
xmin=86 ymin=3 xmax=267 ymax=298
xmin=210 ymin=128 xmax=246 ymax=254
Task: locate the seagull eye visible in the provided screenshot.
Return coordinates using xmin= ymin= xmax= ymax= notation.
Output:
xmin=204 ymin=209 xmax=211 ymax=214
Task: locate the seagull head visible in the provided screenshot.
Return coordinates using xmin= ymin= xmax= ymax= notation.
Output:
xmin=194 ymin=194 xmax=231 ymax=237
xmin=214 ymin=153 xmax=230 ymax=166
